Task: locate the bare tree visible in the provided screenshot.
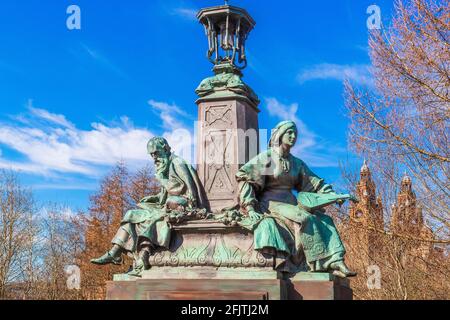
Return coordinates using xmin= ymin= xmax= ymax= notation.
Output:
xmin=345 ymin=0 xmax=449 ymax=243
xmin=76 ymin=162 xmax=159 ymax=299
xmin=343 ymin=0 xmax=449 ymax=299
xmin=34 ymin=205 xmax=84 ymax=300
xmin=0 ymin=170 xmax=37 ymax=299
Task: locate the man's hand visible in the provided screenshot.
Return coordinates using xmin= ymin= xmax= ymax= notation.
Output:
xmin=140 ymin=195 xmax=159 ymax=203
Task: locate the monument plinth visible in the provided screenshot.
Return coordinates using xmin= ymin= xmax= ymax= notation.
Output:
xmin=102 ymin=2 xmax=355 ymax=301
xmin=195 ymin=83 xmax=260 ymax=212
xmin=107 ymin=269 xmax=352 ymax=300
xmin=195 ymin=4 xmax=260 ymax=212
xmin=106 ymin=220 xmax=352 ymax=300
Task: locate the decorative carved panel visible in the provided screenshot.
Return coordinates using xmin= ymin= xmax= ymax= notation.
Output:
xmin=148 ymin=222 xmax=273 ymax=268
xmin=197 ymin=100 xmax=259 ymax=211
xmin=203 ymin=130 xmax=234 ymax=196
xmin=205 ymin=105 xmax=233 ymax=127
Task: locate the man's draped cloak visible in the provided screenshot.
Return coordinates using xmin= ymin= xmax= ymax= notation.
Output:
xmin=113 ymin=154 xmax=207 ymax=252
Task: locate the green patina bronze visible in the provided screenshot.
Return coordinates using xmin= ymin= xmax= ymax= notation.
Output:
xmin=91 ymin=128 xmax=357 ymax=279
xmin=94 ymin=3 xmax=357 ymax=298
xmin=195 ymin=63 xmax=260 ymax=106
xmin=218 ymin=120 xmax=357 ymax=278
xmin=91 ymin=137 xmax=209 ymax=277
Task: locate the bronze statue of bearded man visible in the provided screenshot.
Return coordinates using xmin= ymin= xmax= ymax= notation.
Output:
xmin=91 ymin=137 xmax=208 ymax=276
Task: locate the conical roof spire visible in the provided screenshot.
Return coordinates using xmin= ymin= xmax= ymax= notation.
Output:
xmin=360 ymin=159 xmax=370 ymax=174
xmin=402 ymin=171 xmax=412 ymax=185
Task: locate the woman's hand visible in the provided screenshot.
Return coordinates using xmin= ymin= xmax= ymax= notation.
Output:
xmin=248 ymin=209 xmax=263 ymax=222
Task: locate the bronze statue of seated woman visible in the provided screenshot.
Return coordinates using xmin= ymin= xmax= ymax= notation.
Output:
xmin=222 ymin=120 xmax=357 ymax=278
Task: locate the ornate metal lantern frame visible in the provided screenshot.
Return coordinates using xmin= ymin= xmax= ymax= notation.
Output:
xmin=197 ymin=4 xmax=256 ymax=69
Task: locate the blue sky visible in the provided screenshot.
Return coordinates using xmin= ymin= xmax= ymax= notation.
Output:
xmin=0 ymin=0 xmax=395 ymax=211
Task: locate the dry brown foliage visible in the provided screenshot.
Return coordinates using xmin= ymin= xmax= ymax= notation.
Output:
xmin=343 ymin=0 xmax=449 ymax=299
xmin=0 ymin=163 xmax=158 ymax=300
xmin=76 ymin=162 xmax=159 ymax=299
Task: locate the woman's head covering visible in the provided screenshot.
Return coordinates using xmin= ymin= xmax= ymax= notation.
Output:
xmin=269 ymin=120 xmax=298 ymax=148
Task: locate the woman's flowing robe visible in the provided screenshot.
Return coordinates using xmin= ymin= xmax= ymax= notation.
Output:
xmin=236 ymin=149 xmax=346 ymax=272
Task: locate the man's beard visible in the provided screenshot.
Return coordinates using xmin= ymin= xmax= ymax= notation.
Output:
xmin=155 ymin=156 xmax=170 ymax=179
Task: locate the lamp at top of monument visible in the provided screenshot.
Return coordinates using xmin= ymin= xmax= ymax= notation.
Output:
xmin=197 ymin=1 xmax=255 ymax=72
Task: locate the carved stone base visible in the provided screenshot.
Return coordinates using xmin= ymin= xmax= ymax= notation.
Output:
xmin=107 ymin=267 xmax=352 ymax=300
xmin=106 ymin=220 xmax=353 ymax=300
xmin=108 ymin=267 xmax=282 ymax=300
xmin=282 ymin=272 xmax=353 ymax=300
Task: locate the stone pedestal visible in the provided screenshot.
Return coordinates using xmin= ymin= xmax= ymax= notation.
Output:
xmin=106 ymin=221 xmax=353 ymax=300
xmin=107 ymin=267 xmax=352 ymax=300
xmin=282 ymin=273 xmax=353 ymax=300
xmin=108 ymin=267 xmax=282 ymax=300
xmin=196 ymin=94 xmax=259 ymax=212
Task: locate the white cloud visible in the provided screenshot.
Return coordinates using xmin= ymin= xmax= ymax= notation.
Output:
xmin=0 ymin=60 xmax=22 ymax=74
xmin=264 ymin=97 xmax=345 ymax=167
xmin=265 ymin=98 xmax=316 ymax=150
xmin=0 ymin=158 xmax=46 ymax=174
xmin=355 ymin=45 xmax=369 ymax=53
xmin=0 ymin=99 xmax=199 ymax=177
xmin=31 ymin=183 xmax=97 ymax=191
xmin=37 ymin=206 xmax=78 ymax=223
xmin=172 ymin=8 xmax=198 ymax=21
xmin=79 ymin=43 xmax=129 ymax=80
xmin=29 ymin=106 xmax=74 ymax=129
xmin=148 ymin=99 xmax=189 ymax=131
xmin=148 ymin=100 xmax=196 ymax=164
xmin=0 ymin=114 xmax=152 ymax=176
xmin=297 ymin=63 xmax=373 ymax=86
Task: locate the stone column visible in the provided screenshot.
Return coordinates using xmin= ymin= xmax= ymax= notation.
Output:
xmin=195 ymin=64 xmax=260 ymax=212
